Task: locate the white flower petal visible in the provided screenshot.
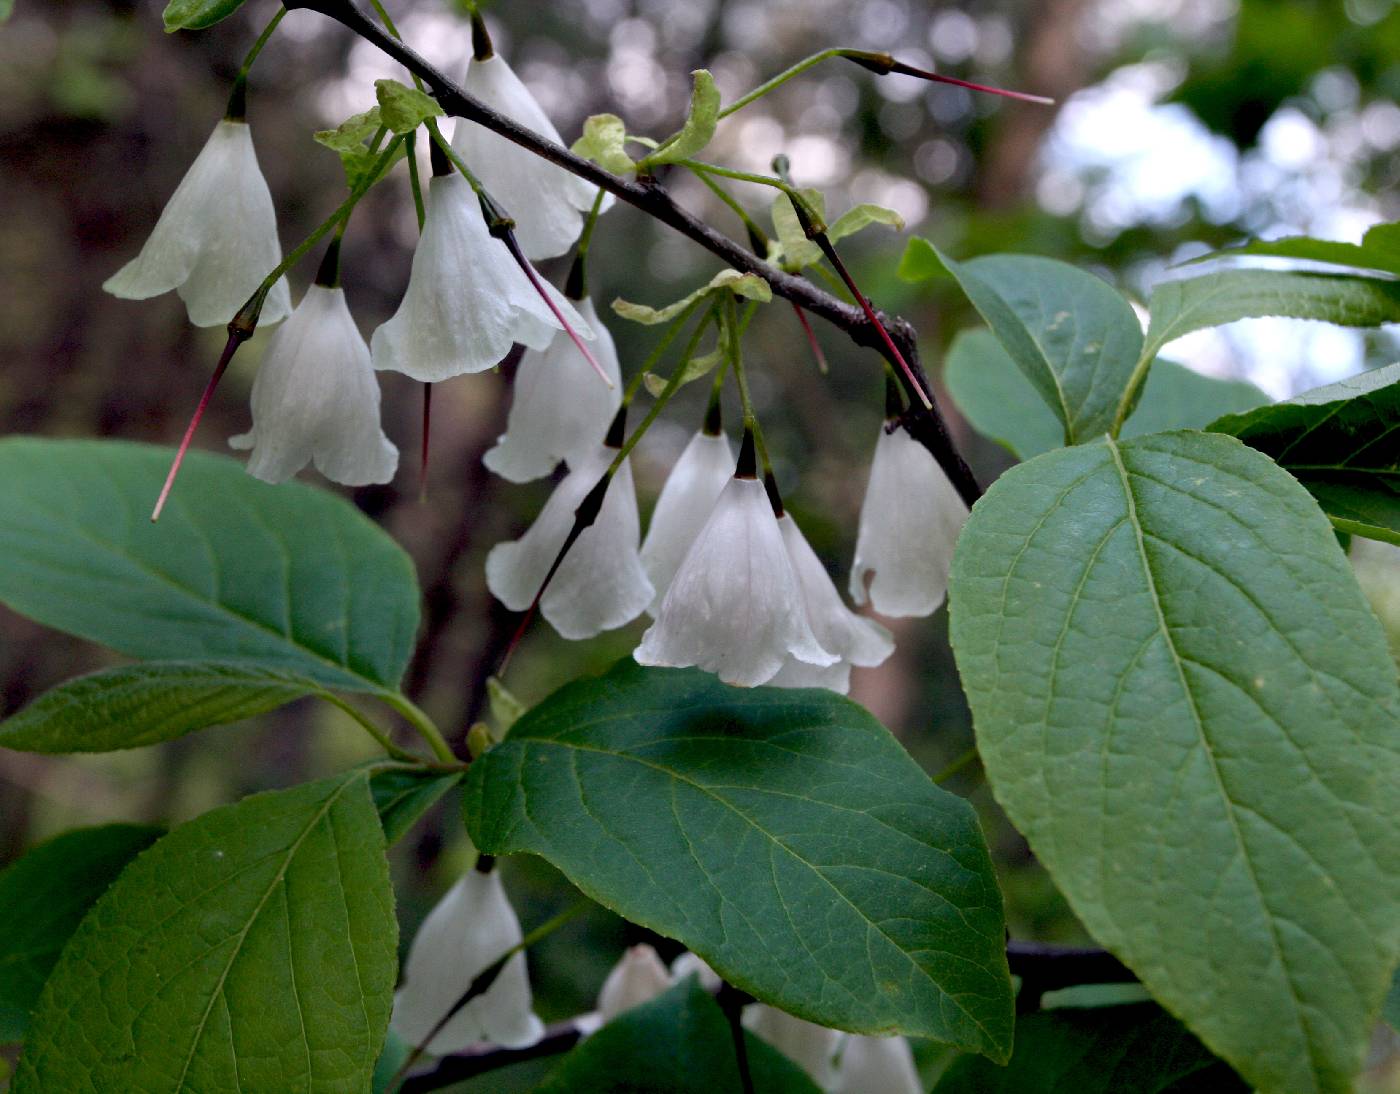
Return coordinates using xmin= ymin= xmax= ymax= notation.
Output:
xmin=634 ymin=476 xmax=836 ymax=687
xmin=639 ymin=430 xmax=736 ymax=615
xmin=485 ymin=445 xmax=653 ymax=639
xmin=453 ymin=55 xmax=605 ymax=261
xmin=370 ymin=173 xmax=590 ymax=383
xmin=596 ymin=945 xmax=675 ymax=1023
xmin=228 ymin=285 xmax=396 ymax=486
xmin=849 ymin=426 xmax=969 ymax=617
xmin=668 ymin=951 xmax=722 ymax=992
xmin=831 ymin=1035 xmax=922 ymax=1094
xmin=483 ymin=298 xmax=622 ymax=483
xmin=104 ymin=120 xmax=290 ymax=328
xmin=741 ymin=1005 xmax=842 ymax=1089
xmin=390 ymin=868 xmax=545 ymax=1055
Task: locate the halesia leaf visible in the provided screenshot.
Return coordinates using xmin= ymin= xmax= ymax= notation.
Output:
xmin=613 ymin=269 xmax=771 ymax=324
xmin=0 ymin=439 xmax=420 ymax=693
xmin=933 ymin=1003 xmax=1246 ymax=1093
xmin=486 ymin=676 xmax=527 ymax=735
xmin=162 ymin=0 xmax=245 ymax=31
xmin=897 ymin=235 xmax=948 ymax=282
xmin=1210 ymin=362 xmax=1400 ymax=545
xmin=571 ymin=112 xmax=634 ymax=175
xmin=374 ymin=78 xmax=443 ymax=133
xmin=642 ymin=343 xmax=725 ymax=398
xmin=1143 ymin=268 xmax=1400 ymax=362
xmin=465 ymin=660 xmax=1013 ymax=1058
xmin=827 ymin=202 xmax=904 ymax=243
xmin=0 ymin=0 xmax=14 ymax=23
xmin=949 ymin=430 xmax=1400 ymax=1093
xmin=536 ymin=977 xmax=820 ymax=1094
xmin=369 ymin=766 xmax=461 ymax=845
xmin=769 ymin=189 xmax=827 ymax=270
xmin=1385 ymin=969 xmax=1400 ymax=1033
xmin=935 ymin=249 xmax=1145 ymax=445
xmin=0 ymin=660 xmax=323 ymax=753
xmin=314 ymin=107 xmax=383 ymax=155
xmin=16 ymin=773 xmax=397 ymax=1091
xmin=1184 ymin=219 xmax=1400 ymax=278
xmin=0 ymin=825 xmax=162 ymax=1041
xmin=643 ymin=70 xmax=721 ymax=167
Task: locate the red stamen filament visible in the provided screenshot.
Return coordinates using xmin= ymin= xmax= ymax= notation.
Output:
xmin=500 ymin=234 xmax=613 ymax=388
xmin=151 ymin=334 xmax=241 ymax=522
xmin=895 ymin=63 xmax=1054 ymax=105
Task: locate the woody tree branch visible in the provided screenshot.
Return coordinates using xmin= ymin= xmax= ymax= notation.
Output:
xmin=281 ymin=0 xmax=983 ymax=507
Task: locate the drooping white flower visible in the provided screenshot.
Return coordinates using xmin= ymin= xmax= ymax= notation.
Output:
xmin=742 ymin=1005 xmax=842 ymax=1089
xmin=634 ymin=451 xmax=836 ymax=687
xmin=452 ymin=54 xmax=605 ymax=260
xmin=849 ymin=423 xmax=969 ymax=617
xmin=830 ymin=1035 xmax=922 ymax=1094
xmin=483 ymin=297 xmax=622 ymax=483
xmin=640 ymin=429 xmax=737 ymax=615
xmin=486 ymin=441 xmax=653 ymax=639
xmin=596 ymin=945 xmax=675 ymax=1023
xmin=391 ymin=867 xmax=545 ymax=1055
xmin=769 ymin=514 xmax=894 ymax=694
xmin=104 ymin=119 xmax=291 ymax=328
xmin=370 ymin=171 xmax=590 ymax=383
xmin=669 ymin=951 xmax=722 ymax=992
xmin=229 ymin=284 xmax=396 ymax=485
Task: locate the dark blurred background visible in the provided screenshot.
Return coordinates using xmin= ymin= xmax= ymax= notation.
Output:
xmin=3 ymin=0 xmax=1399 ymax=1087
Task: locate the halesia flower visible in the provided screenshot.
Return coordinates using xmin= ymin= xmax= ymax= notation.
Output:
xmin=639 ymin=428 xmax=736 ymax=615
xmin=391 ymin=866 xmax=545 ymax=1054
xmin=742 ymin=1005 xmax=842 ymax=1089
xmin=104 ymin=119 xmax=291 ymax=328
xmin=849 ymin=421 xmax=969 ymax=618
xmin=370 ymin=171 xmax=591 ymax=382
xmin=830 ymin=1035 xmax=922 ymax=1094
xmin=669 ymin=951 xmax=721 ymax=992
xmin=596 ymin=944 xmax=675 ymax=1023
xmin=483 ymin=297 xmax=622 ymax=482
xmin=485 ymin=437 xmax=653 ymax=639
xmin=769 ymin=513 xmax=894 ymax=694
xmin=229 ymin=283 xmax=397 ymax=485
xmin=453 ymin=52 xmax=605 ymax=261
xmin=635 ymin=434 xmax=836 ymax=687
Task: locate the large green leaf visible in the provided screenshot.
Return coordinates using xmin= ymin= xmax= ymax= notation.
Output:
xmin=945 ymin=329 xmax=1265 ymax=461
xmin=369 ymin=767 xmax=460 ymax=845
xmin=949 ymin=430 xmax=1400 ymax=1094
xmin=0 ymin=438 xmax=419 ymax=694
xmin=464 ymin=661 xmax=1012 ymax=1059
xmin=535 ymin=977 xmax=821 ymax=1094
xmin=1186 ymin=221 xmax=1400 ymax=278
xmin=1210 ymin=362 xmax=1400 ymax=545
xmin=1142 ymin=269 xmax=1400 ymax=362
xmin=16 ymin=773 xmax=396 ymax=1092
xmin=162 ymin=0 xmax=246 ymax=31
xmin=935 ymin=250 xmax=1144 ymax=445
xmin=0 ymin=824 xmax=162 ymax=1041
xmin=933 ymin=1003 xmax=1246 ymax=1093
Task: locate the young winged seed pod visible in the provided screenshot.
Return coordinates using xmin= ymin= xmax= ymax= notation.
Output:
xmin=769 ymin=512 xmax=894 ymax=694
xmin=483 ymin=297 xmax=623 ymax=483
xmin=370 ymin=170 xmax=591 ymax=382
xmin=596 ymin=944 xmax=675 ymax=1023
xmin=390 ymin=865 xmax=545 ymax=1055
xmin=633 ymin=431 xmax=836 ymax=687
xmin=104 ymin=119 xmax=292 ymax=328
xmin=741 ymin=1005 xmax=843 ymax=1089
xmin=228 ymin=249 xmax=396 ymax=485
xmin=830 ymin=1035 xmax=923 ymax=1094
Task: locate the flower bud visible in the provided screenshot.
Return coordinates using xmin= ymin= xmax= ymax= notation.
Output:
xmin=741 ymin=1005 xmax=841 ymax=1088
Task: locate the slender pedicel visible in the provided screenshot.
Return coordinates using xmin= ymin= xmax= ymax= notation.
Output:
xmin=791 ymin=302 xmax=829 ymax=374
xmin=841 ymin=50 xmax=1055 ymax=104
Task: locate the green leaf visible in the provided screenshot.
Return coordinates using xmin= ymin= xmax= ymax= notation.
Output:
xmin=1121 ymin=360 xmax=1268 ymax=437
xmin=464 ymin=660 xmax=1013 ymax=1058
xmin=16 ymin=773 xmax=397 ymax=1091
xmin=162 ymin=0 xmax=245 ymax=31
xmin=1209 ymin=363 xmax=1400 ymax=545
xmin=933 ymin=1003 xmax=1246 ymax=1093
xmin=0 ymin=661 xmax=323 ymax=753
xmin=0 ymin=0 xmax=14 ymax=24
xmin=486 ymin=676 xmax=527 ymax=735
xmin=314 ymin=107 xmax=383 ymax=155
xmin=0 ymin=825 xmax=162 ymax=1041
xmin=643 ymin=70 xmax=721 ymax=167
xmin=1185 ymin=220 xmax=1400 ymax=278
xmin=769 ymin=189 xmax=826 ymax=270
xmin=1143 ymin=269 xmax=1400 ymax=362
xmin=1385 ymin=968 xmax=1400 ymax=1033
xmin=935 ymin=249 xmax=1145 ymax=445
xmin=374 ymin=78 xmax=443 ymax=133
xmin=369 ymin=767 xmax=460 ymax=845
xmin=536 ymin=977 xmax=821 ymax=1094
xmin=897 ymin=235 xmax=949 ymax=282
xmin=612 ymin=269 xmax=771 ymax=325
xmin=0 ymin=439 xmax=420 ymax=694
xmin=828 ymin=202 xmax=904 ymax=242
xmin=948 ymin=430 xmax=1400 ymax=1094
xmin=571 ymin=113 xmax=634 ymax=175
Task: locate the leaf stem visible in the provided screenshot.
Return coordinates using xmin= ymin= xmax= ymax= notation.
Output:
xmin=1109 ymin=348 xmax=1155 ymax=438
xmin=318 ymin=692 xmax=425 ymax=764
xmin=381 ymin=690 xmax=456 ymax=763
xmin=717 ymin=47 xmax=846 ymax=120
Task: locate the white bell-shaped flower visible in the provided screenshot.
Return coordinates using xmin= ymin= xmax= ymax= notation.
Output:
xmin=639 ymin=427 xmax=736 ymax=616
xmin=485 ymin=439 xmax=653 ymax=639
xmin=229 ymin=282 xmax=397 ymax=485
xmin=669 ymin=951 xmax=722 ymax=993
xmin=483 ymin=297 xmax=622 ymax=482
xmin=391 ymin=866 xmax=545 ymax=1054
xmin=831 ymin=1035 xmax=922 ymax=1094
xmin=104 ymin=119 xmax=291 ymax=328
xmin=452 ymin=53 xmax=604 ymax=260
xmin=370 ymin=171 xmax=590 ymax=382
xmin=635 ymin=437 xmax=836 ymax=687
xmin=741 ymin=1005 xmax=842 ymax=1089
xmin=596 ymin=945 xmax=675 ymax=1023
xmin=849 ymin=422 xmax=969 ymax=617
xmin=769 ymin=514 xmax=894 ymax=694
